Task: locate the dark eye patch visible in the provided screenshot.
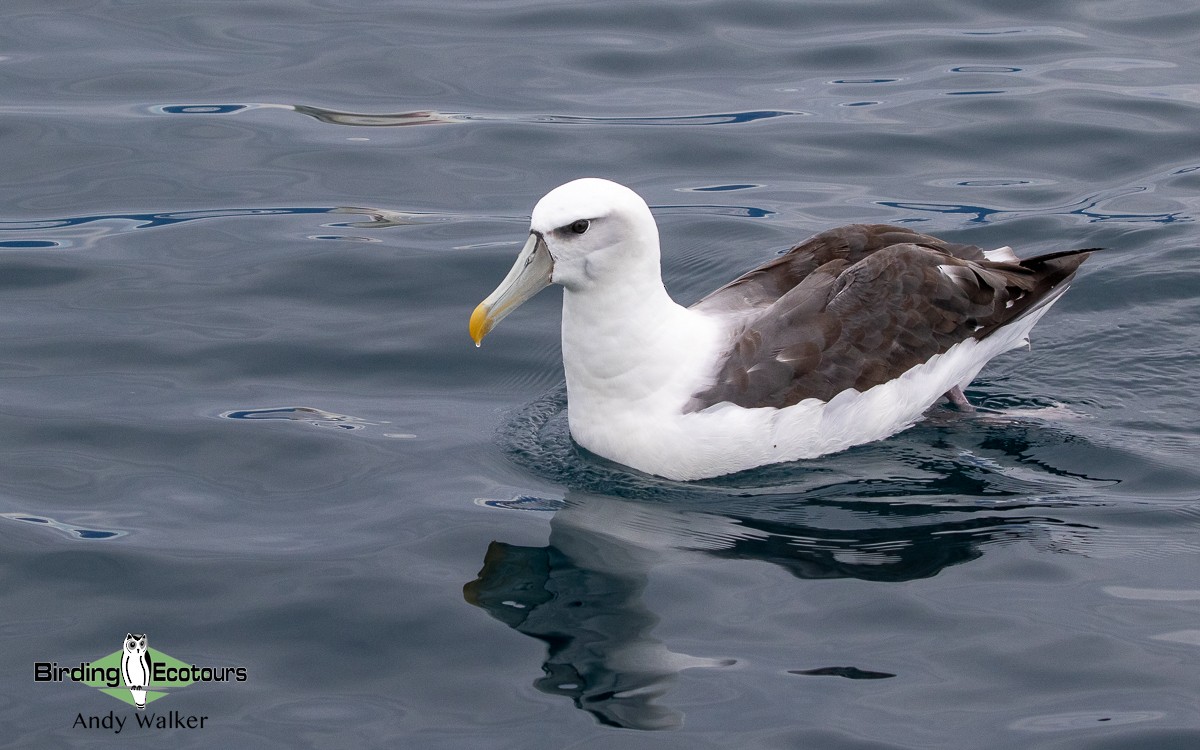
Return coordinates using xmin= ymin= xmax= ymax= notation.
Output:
xmin=558 ymin=219 xmax=591 ymax=235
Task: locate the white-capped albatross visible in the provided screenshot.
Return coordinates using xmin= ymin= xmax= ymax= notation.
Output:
xmin=470 ymin=178 xmax=1094 ymax=481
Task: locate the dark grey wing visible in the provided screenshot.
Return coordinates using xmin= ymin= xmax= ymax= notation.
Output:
xmin=690 ymin=244 xmax=1094 ymax=410
xmin=691 ymin=224 xmax=988 ymax=315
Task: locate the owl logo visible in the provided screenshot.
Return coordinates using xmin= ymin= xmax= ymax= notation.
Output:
xmin=120 ymin=633 xmax=151 ymax=710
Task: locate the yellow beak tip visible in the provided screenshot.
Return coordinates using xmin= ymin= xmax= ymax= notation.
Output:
xmin=469 ymin=303 xmax=491 ymax=346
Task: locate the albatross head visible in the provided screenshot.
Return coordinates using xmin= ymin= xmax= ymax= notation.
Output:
xmin=469 ymin=178 xmax=660 ymax=345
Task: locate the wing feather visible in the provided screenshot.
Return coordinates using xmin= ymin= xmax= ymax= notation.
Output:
xmin=689 ymin=231 xmax=1094 ymax=410
xmin=691 ymin=224 xmax=988 ymax=315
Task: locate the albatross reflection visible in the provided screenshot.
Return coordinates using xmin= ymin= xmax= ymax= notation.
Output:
xmin=464 ymin=491 xmax=1091 ymax=730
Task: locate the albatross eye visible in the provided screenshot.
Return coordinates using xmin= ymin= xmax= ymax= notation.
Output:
xmin=569 ymin=219 xmax=590 ymax=235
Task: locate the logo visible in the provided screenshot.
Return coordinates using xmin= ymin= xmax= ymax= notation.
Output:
xmin=35 ymin=632 xmax=247 ymax=733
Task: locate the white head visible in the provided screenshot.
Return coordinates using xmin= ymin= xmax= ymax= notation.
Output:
xmin=470 ymin=178 xmax=661 ymax=344
xmin=530 ymin=178 xmax=660 ymax=290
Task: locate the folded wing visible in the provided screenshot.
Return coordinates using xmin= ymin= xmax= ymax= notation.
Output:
xmin=689 ymin=224 xmax=1094 ymax=409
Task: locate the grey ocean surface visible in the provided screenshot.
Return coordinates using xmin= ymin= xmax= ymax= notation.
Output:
xmin=2 ymin=0 xmax=1199 ymax=746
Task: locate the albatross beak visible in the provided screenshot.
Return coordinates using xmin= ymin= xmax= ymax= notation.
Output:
xmin=470 ymin=232 xmax=554 ymax=346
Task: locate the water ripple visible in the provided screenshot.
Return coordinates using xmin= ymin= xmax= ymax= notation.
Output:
xmin=0 ymin=207 xmax=335 ymax=233
xmin=0 ymin=206 xmax=459 ymax=249
xmin=220 ymin=406 xmax=376 ymax=430
xmin=0 ymin=512 xmax=125 ymax=540
xmin=789 ymin=666 xmax=896 ymax=680
xmin=0 ymin=202 xmax=775 ymax=250
xmin=879 ymin=185 xmax=1192 ymax=224
xmin=1010 ymin=710 xmax=1166 ymax=732
xmin=152 ymin=102 xmax=805 ymax=128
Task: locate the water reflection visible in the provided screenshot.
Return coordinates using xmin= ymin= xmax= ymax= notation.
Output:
xmin=465 ymin=490 xmax=1092 ymax=730
xmin=464 ymin=386 xmax=1106 ymax=729
xmin=464 ymin=509 xmax=710 ymax=731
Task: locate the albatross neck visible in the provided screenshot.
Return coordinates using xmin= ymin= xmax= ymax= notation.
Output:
xmin=558 ymin=252 xmax=716 ymax=407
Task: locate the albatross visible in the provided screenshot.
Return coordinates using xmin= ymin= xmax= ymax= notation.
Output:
xmin=470 ymin=178 xmax=1094 ymax=481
